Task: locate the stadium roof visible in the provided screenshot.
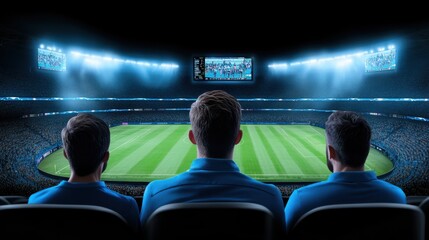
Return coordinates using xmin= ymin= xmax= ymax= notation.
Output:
xmin=2 ymin=12 xmax=429 ymax=59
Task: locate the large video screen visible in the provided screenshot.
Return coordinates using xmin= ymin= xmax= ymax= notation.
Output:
xmin=37 ymin=48 xmax=67 ymax=72
xmin=194 ymin=57 xmax=252 ymax=81
xmin=363 ymin=48 xmax=396 ymax=73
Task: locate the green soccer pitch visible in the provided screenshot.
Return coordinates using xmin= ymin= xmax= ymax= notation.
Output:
xmin=38 ymin=124 xmax=394 ymax=182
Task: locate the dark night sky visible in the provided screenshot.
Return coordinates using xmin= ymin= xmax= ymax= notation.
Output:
xmin=2 ymin=12 xmax=429 ymax=59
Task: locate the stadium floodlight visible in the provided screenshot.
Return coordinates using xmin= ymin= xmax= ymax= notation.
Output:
xmin=68 ymin=49 xmax=179 ymax=69
xmin=336 ymin=59 xmax=352 ymax=67
xmin=160 ymin=63 xmax=179 ymax=68
xmin=40 ymin=44 xmax=45 ymax=49
xmin=71 ymin=51 xmax=82 ymax=56
xmin=267 ymin=44 xmax=396 ymax=73
xmin=268 ymin=63 xmax=288 ymax=69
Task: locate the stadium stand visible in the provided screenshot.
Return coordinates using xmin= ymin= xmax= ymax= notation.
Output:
xmin=144 ymin=202 xmax=275 ymax=240
xmin=0 ymin=111 xmax=428 ymax=198
xmin=288 ymin=203 xmax=425 ymax=240
xmin=0 ymin=204 xmax=139 ymax=239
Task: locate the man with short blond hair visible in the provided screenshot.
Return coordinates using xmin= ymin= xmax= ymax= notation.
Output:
xmin=140 ymin=90 xmax=286 ymax=236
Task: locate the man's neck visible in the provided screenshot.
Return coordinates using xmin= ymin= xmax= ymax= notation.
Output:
xmin=198 ymin=154 xmax=232 ymax=160
xmin=68 ymin=172 xmax=101 ymax=183
xmin=335 ymin=165 xmax=365 ymax=172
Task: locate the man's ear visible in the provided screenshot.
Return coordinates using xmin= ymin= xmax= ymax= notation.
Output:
xmin=188 ymin=130 xmax=197 ymax=144
xmin=327 ymin=145 xmax=336 ymax=160
xmin=102 ymin=151 xmax=109 ymax=163
xmin=63 ymin=149 xmax=68 ymax=160
xmin=234 ymin=130 xmax=243 ymax=145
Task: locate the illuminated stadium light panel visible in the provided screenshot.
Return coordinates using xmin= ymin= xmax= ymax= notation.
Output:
xmin=268 ymin=45 xmax=396 ymax=73
xmin=70 ymin=51 xmax=179 ymax=68
xmin=38 ymin=43 xmax=179 ymax=72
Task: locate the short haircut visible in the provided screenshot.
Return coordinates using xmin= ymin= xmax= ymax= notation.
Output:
xmin=325 ymin=111 xmax=371 ymax=168
xmin=190 ymin=90 xmax=242 ymax=158
xmin=61 ymin=113 xmax=110 ymax=176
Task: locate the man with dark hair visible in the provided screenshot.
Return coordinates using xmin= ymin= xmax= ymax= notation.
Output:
xmin=28 ymin=113 xmax=140 ymax=233
xmin=140 ymin=90 xmax=286 ymax=236
xmin=284 ymin=111 xmax=406 ymax=232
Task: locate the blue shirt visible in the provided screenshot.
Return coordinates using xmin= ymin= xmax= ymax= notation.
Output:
xmin=284 ymin=171 xmax=406 ymax=232
xmin=28 ymin=180 xmax=140 ymax=232
xmin=140 ymin=158 xmax=286 ymax=234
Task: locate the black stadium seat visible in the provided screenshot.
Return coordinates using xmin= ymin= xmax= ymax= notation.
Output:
xmin=0 ymin=204 xmax=138 ymax=240
xmin=419 ymin=197 xmax=429 ymax=240
xmin=0 ymin=196 xmax=9 ymax=205
xmin=0 ymin=195 xmax=28 ymax=204
xmin=289 ymin=203 xmax=425 ymax=240
xmin=144 ymin=202 xmax=275 ymax=240
xmin=407 ymin=195 xmax=428 ymax=206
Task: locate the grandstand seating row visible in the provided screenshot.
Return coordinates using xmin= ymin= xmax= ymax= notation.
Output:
xmin=0 ymin=196 xmax=428 ymax=240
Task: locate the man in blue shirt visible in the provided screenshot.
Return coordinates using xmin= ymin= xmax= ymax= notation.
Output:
xmin=284 ymin=111 xmax=406 ymax=232
xmin=28 ymin=113 xmax=140 ymax=234
xmin=140 ymin=90 xmax=286 ymax=237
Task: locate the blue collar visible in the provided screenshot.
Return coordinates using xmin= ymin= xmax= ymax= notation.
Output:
xmin=59 ymin=180 xmax=106 ymax=188
xmin=189 ymin=158 xmax=240 ymax=172
xmin=328 ymin=171 xmax=377 ymax=183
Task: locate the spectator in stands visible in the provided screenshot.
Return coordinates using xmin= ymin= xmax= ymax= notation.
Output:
xmin=284 ymin=111 xmax=406 ymax=232
xmin=139 ymin=90 xmax=286 ymax=237
xmin=28 ymin=113 xmax=140 ymax=233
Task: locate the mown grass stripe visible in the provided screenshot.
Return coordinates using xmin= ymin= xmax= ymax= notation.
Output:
xmin=236 ymin=125 xmax=263 ymax=174
xmin=245 ymin=125 xmax=277 ymax=174
xmin=304 ymin=126 xmax=326 ymax=146
xmin=175 ymin=145 xmax=196 ymax=174
xmin=255 ymin=125 xmax=287 ymax=175
xmin=287 ymin=126 xmax=325 ymax=158
xmin=274 ymin=126 xmax=321 ymax=174
xmin=283 ymin=126 xmax=327 ymax=171
xmin=109 ymin=125 xmax=181 ymax=174
xmin=110 ymin=126 xmax=149 ymax=149
xmin=152 ymin=133 xmax=194 ymax=174
xmin=106 ymin=126 xmax=159 ymax=171
xmin=268 ymin=126 xmax=308 ymax=175
xmin=265 ymin=125 xmax=303 ymax=174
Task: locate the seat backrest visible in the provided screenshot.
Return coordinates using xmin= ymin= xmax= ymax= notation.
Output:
xmin=419 ymin=197 xmax=429 ymax=240
xmin=1 ymin=195 xmax=28 ymax=204
xmin=144 ymin=202 xmax=274 ymax=240
xmin=0 ymin=196 xmax=10 ymax=205
xmin=0 ymin=204 xmax=137 ymax=240
xmin=289 ymin=203 xmax=425 ymax=240
xmin=408 ymin=195 xmax=428 ymax=206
